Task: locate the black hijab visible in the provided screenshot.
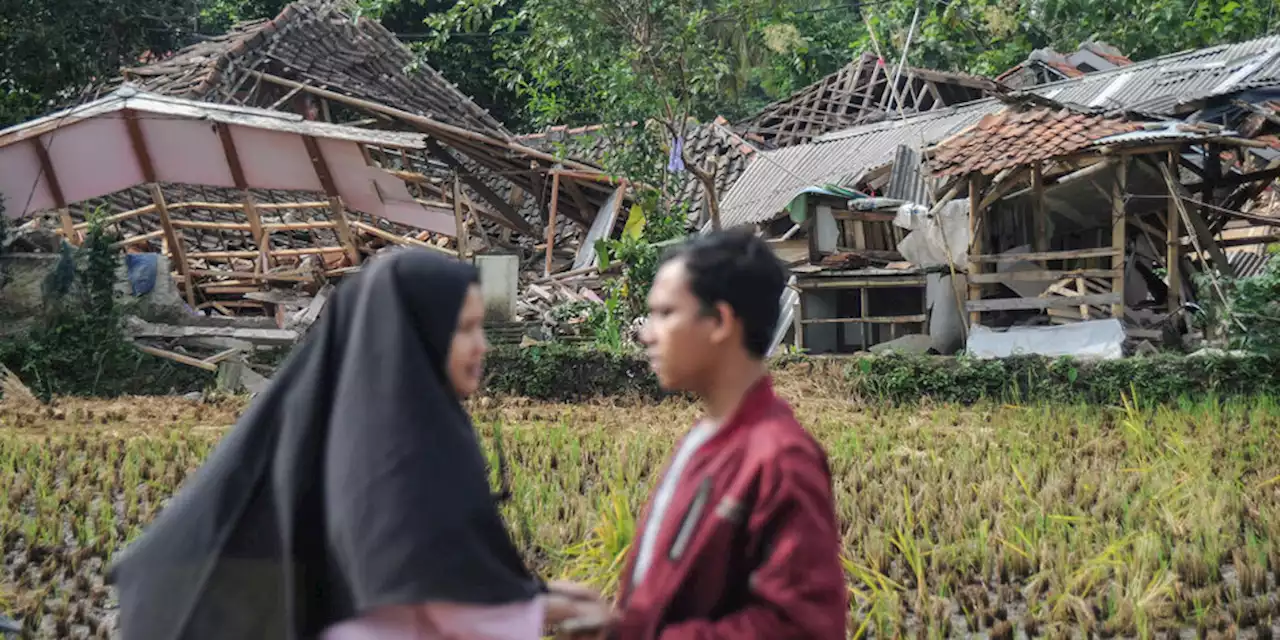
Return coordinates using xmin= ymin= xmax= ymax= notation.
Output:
xmin=108 ymin=248 xmax=539 ymax=639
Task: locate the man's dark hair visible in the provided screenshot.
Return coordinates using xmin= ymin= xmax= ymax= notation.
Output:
xmin=661 ymin=228 xmax=786 ymax=358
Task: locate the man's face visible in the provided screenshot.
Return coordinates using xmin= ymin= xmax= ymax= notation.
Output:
xmin=640 ymin=260 xmax=723 ymax=391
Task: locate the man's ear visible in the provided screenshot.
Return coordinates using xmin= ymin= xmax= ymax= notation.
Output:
xmin=709 ymin=301 xmax=736 ymax=344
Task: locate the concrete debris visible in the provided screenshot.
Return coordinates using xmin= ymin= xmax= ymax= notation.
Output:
xmin=869 ymin=334 xmax=937 ymax=356
xmin=125 ymin=316 xmax=298 ymax=346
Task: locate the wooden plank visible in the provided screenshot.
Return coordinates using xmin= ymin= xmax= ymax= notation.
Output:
xmin=797 ymin=276 xmax=928 ymax=289
xmin=134 ymin=344 xmax=218 ymax=372
xmin=971 ymin=247 xmax=1121 ymax=263
xmin=562 ymin=178 xmax=593 ymax=225
xmin=124 ymin=110 xmax=157 ymax=182
xmin=1032 ymin=163 xmax=1048 ymax=255
xmin=801 ymin=314 xmax=927 ymax=325
xmin=111 ymin=230 xmax=166 ymax=249
xmin=965 ymin=293 xmax=1121 ymax=312
xmin=968 ymin=175 xmax=983 ymax=327
xmin=1158 ymin=163 xmax=1231 ymax=276
xmin=1166 ymin=151 xmax=1181 ymax=313
xmin=1111 ymin=156 xmax=1128 ymax=317
xmin=30 ymin=138 xmax=77 ymax=244
xmin=187 ymin=268 xmax=313 ymax=282
xmin=426 ymin=139 xmax=535 ymax=236
xmin=453 ymin=175 xmax=469 ymax=258
xmin=545 ymin=171 xmax=561 ymax=276
xmin=300 ymin=135 xmax=361 ymax=265
xmin=148 ymin=185 xmax=196 ymax=308
xmin=350 ymin=220 xmax=457 ymax=256
xmin=833 ymin=210 xmax=897 ymax=223
xmin=979 ymin=166 xmax=1031 ymax=211
xmin=967 ymin=269 xmax=1122 ymax=284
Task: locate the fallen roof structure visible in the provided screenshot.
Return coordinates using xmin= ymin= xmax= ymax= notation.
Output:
xmin=0 ymin=86 xmax=469 ymax=313
xmin=717 ymin=34 xmax=1280 ymax=235
xmin=736 ymin=52 xmax=996 ymax=148
xmin=516 ymin=117 xmax=758 ymax=228
xmin=996 ymin=41 xmax=1133 ymax=90
xmin=922 ymin=101 xmax=1279 ymax=340
xmin=90 ymin=0 xmax=625 ymax=258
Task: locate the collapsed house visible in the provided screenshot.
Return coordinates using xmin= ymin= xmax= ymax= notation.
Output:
xmin=0 ymin=0 xmax=643 ymax=379
xmin=718 ymin=35 xmax=1280 ymax=357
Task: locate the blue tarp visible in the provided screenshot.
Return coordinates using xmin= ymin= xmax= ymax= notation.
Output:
xmin=125 ymin=253 xmax=159 ymax=296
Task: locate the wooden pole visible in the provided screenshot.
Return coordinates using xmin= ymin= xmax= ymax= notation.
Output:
xmin=453 ymin=175 xmax=469 ymax=259
xmin=545 ymin=171 xmax=561 ymax=277
xmin=149 ymin=185 xmax=196 ymax=308
xmin=1031 ymin=162 xmax=1049 ymax=258
xmin=1166 ymin=151 xmax=1182 ymax=314
xmin=967 ymin=175 xmax=983 ymax=328
xmin=301 ymin=136 xmax=361 ymax=265
xmin=1110 ymin=156 xmax=1128 ymax=319
xmin=215 ymin=122 xmax=272 ymax=274
xmin=30 ymin=138 xmax=77 ymax=245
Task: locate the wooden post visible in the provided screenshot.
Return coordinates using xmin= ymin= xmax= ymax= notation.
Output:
xmin=453 ymin=175 xmax=469 ymax=259
xmin=215 ymin=122 xmax=270 ymax=273
xmin=967 ymin=175 xmax=983 ymax=328
xmin=1111 ymin=156 xmax=1128 ymax=319
xmin=123 ymin=108 xmax=195 ymax=307
xmin=243 ymin=194 xmax=269 ymax=272
xmin=795 ymin=291 xmax=806 ymax=351
xmin=301 ymin=136 xmax=361 ymax=265
xmin=545 ymin=170 xmax=561 ymax=277
xmin=30 ymin=138 xmax=77 ymax=245
xmin=860 ymin=286 xmax=872 ymax=349
xmin=1166 ymin=151 xmax=1182 ymax=313
xmin=1031 ymin=162 xmax=1048 ymax=256
xmin=149 ymin=185 xmax=196 ymax=308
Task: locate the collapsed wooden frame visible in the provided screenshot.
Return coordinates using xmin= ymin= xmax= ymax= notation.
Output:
xmin=960 ymin=139 xmax=1276 ymax=331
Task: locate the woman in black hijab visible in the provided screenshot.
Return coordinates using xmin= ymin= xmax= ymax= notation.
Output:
xmin=108 ymin=248 xmax=604 ymax=639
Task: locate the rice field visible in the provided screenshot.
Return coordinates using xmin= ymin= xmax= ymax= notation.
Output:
xmin=1 ymin=366 xmax=1279 ymax=639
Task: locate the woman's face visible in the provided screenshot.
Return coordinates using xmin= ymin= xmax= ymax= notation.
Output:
xmin=447 ymin=284 xmax=489 ymax=398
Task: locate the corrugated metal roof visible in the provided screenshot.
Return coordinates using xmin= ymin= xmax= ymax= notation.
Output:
xmin=1228 ymin=250 xmax=1275 ymax=279
xmin=1026 ymin=35 xmax=1280 ymax=114
xmin=717 ymin=34 xmax=1280 ymax=231
xmin=717 ymin=101 xmax=998 ymax=228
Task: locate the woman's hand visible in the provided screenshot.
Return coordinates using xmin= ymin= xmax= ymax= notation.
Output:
xmin=544 ymin=582 xmax=614 ymax=640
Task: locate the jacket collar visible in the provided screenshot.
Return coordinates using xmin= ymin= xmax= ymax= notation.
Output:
xmin=702 ymin=374 xmax=777 ymax=445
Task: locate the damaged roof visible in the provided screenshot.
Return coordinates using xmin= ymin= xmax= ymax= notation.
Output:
xmin=1027 ymin=33 xmax=1280 ymax=115
xmin=997 ymin=41 xmax=1133 ymax=90
xmin=928 ymin=106 xmax=1143 ymax=177
xmin=516 ymin=118 xmax=757 ymax=221
xmin=717 ymin=35 xmax=1280 ymax=230
xmin=115 ymin=0 xmax=506 ymax=137
xmin=736 ymin=52 xmax=995 ymax=148
xmin=719 ymin=101 xmax=999 ymax=228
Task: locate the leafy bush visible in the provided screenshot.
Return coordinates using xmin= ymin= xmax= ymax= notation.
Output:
xmin=482 ymin=345 xmax=1276 ymax=405
xmin=484 ymin=343 xmax=662 ymax=401
xmin=0 ymin=214 xmax=211 ymax=399
xmin=845 ymin=353 xmax=1279 ymax=405
xmin=1192 ymin=258 xmax=1280 ymax=354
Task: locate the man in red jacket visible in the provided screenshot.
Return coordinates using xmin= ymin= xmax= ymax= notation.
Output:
xmin=606 ymin=229 xmax=847 ymax=640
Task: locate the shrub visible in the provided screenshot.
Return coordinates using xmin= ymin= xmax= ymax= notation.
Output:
xmin=0 ymin=214 xmax=211 ymax=400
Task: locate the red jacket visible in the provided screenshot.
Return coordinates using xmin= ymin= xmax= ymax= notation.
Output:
xmin=614 ymin=377 xmax=847 ymax=640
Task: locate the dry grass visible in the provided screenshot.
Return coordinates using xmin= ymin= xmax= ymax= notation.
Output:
xmin=1 ymin=368 xmax=1278 ymax=638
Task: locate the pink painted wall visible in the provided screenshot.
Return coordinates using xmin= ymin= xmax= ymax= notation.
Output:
xmin=144 ymin=117 xmax=235 ymax=188
xmin=0 ymin=141 xmax=55 ymax=216
xmin=0 ymin=111 xmax=453 ymax=234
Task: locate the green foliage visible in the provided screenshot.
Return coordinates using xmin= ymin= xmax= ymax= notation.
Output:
xmin=484 ymin=343 xmax=662 ymax=401
xmin=1193 ymin=258 xmax=1280 ymax=355
xmin=482 ymin=346 xmax=1277 ymax=405
xmin=0 ymin=214 xmax=211 ymax=399
xmin=846 ymin=353 xmax=1280 ymax=406
xmin=583 ymin=193 xmax=688 ymax=347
